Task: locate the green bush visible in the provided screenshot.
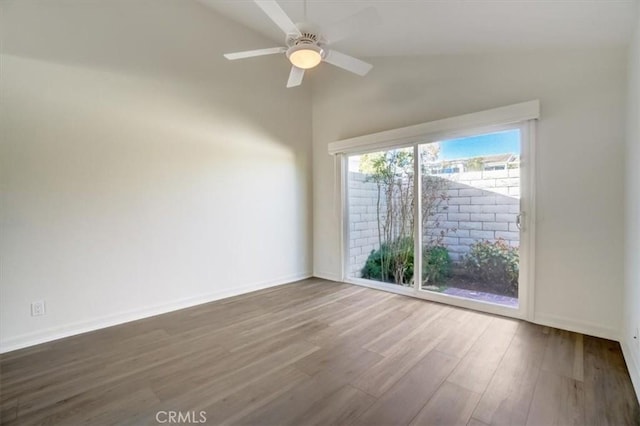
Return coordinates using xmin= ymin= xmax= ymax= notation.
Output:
xmin=361 ymin=239 xmax=450 ymax=286
xmin=360 ymin=244 xmax=389 ymax=282
xmin=463 ymin=239 xmax=519 ymax=293
xmin=361 ymin=237 xmax=413 ymax=285
xmin=423 ymin=245 xmax=451 ymax=284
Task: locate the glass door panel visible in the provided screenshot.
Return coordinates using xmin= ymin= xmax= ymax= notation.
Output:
xmin=346 ymin=147 xmax=415 ymax=288
xmin=419 ymin=129 xmax=521 ymax=308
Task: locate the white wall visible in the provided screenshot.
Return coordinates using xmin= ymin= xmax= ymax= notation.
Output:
xmin=0 ymin=0 xmax=633 ymax=362
xmin=0 ymin=0 xmax=312 ymax=352
xmin=312 ymin=48 xmax=627 ymax=340
xmin=623 ymin=3 xmax=640 ymax=401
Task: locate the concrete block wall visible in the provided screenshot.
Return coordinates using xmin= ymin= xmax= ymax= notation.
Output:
xmin=348 ymin=173 xmax=384 ymax=277
xmin=426 ymin=168 xmax=521 ymax=262
xmin=347 ymin=168 xmax=521 ymax=277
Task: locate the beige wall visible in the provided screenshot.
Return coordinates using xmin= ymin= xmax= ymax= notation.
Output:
xmin=0 ymin=0 xmax=312 ymax=351
xmin=623 ymin=2 xmax=640 ymax=400
xmin=312 ymin=48 xmax=627 ymax=340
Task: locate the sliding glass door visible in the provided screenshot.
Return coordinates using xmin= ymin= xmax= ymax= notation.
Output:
xmin=418 ymin=129 xmax=522 ymax=308
xmin=344 ymin=124 xmax=532 ymax=318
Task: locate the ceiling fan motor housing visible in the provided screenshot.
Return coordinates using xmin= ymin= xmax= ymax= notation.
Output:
xmin=286 ymin=29 xmax=325 ymax=68
xmin=286 ymin=22 xmax=325 ymax=46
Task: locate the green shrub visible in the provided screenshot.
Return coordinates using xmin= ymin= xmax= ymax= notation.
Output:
xmin=361 ymin=239 xmax=450 ymax=286
xmin=463 ymin=239 xmax=519 ymax=294
xmin=360 ymin=244 xmax=389 ymax=282
xmin=423 ymin=245 xmax=451 ymax=284
xmin=361 ymin=237 xmax=413 ymax=285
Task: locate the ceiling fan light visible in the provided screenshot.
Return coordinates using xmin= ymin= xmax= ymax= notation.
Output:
xmin=287 ymin=44 xmax=323 ymax=69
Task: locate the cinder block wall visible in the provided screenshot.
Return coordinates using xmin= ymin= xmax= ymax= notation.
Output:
xmin=427 ymin=169 xmax=520 ymax=261
xmin=348 ymin=173 xmax=382 ymax=277
xmin=348 ymin=169 xmax=520 ymax=277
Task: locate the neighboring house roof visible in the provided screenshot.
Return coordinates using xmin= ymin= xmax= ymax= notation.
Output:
xmin=426 ymin=153 xmax=519 ymax=166
xmin=482 ymin=153 xmax=518 ymax=163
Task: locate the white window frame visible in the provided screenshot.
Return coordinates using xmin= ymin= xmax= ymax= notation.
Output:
xmin=331 ymin=101 xmax=538 ymax=321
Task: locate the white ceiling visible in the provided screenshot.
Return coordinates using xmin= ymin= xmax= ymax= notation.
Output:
xmin=198 ymin=0 xmax=637 ymax=57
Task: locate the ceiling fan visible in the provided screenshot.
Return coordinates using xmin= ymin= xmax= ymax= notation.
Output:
xmin=223 ymin=0 xmax=379 ymax=88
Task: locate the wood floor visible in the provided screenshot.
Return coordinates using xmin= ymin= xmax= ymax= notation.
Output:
xmin=1 ymin=278 xmax=639 ymax=425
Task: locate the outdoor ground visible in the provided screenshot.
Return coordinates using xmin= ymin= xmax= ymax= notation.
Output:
xmin=423 ymin=268 xmax=519 ymax=308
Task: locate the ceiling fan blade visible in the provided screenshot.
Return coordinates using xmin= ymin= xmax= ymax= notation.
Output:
xmin=224 ymin=47 xmax=286 ymax=60
xmin=323 ymin=50 xmax=373 ymax=76
xmin=286 ymin=66 xmax=304 ymax=88
xmin=323 ymin=7 xmax=382 ymax=44
xmin=254 ymin=0 xmax=301 ymax=37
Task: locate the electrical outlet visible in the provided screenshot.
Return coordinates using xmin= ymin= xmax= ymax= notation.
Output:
xmin=31 ymin=301 xmax=45 ymax=317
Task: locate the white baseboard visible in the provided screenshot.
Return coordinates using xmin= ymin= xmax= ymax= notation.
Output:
xmin=621 ymin=340 xmax=640 ymax=405
xmin=532 ymin=312 xmax=619 ymax=341
xmin=312 ymin=270 xmax=341 ymax=282
xmin=0 ymin=272 xmax=311 ymax=354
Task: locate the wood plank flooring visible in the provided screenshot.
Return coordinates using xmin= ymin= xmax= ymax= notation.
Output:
xmin=1 ymin=278 xmax=638 ymax=425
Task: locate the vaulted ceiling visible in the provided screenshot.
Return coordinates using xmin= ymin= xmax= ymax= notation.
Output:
xmin=199 ymin=0 xmax=637 ymax=57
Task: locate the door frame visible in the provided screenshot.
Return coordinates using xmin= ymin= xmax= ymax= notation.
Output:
xmin=338 ymin=119 xmax=536 ymax=321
